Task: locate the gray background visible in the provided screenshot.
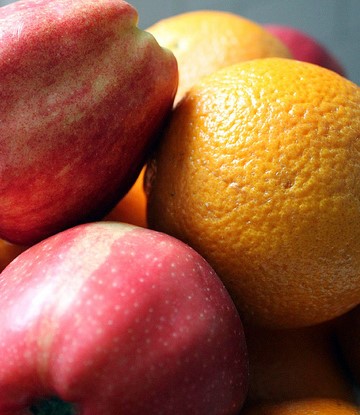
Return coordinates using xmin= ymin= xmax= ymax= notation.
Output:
xmin=0 ymin=0 xmax=359 ymax=85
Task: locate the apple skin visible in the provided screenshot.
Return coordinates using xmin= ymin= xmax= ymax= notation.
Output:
xmin=264 ymin=24 xmax=346 ymax=76
xmin=0 ymin=0 xmax=178 ymax=246
xmin=0 ymin=222 xmax=248 ymax=415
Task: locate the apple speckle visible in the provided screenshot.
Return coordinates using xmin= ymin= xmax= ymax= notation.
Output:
xmin=0 ymin=223 xmax=248 ymax=413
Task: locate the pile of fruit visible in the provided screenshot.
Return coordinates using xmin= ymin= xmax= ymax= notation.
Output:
xmin=0 ymin=0 xmax=359 ymax=414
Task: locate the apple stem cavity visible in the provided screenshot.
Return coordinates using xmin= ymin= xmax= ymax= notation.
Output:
xmin=29 ymin=397 xmax=77 ymax=415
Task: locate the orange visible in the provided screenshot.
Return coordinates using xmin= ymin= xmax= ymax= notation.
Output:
xmin=335 ymin=306 xmax=360 ymax=385
xmin=243 ymin=323 xmax=355 ymax=406
xmin=241 ymin=399 xmax=360 ymax=415
xmin=146 ymin=57 xmax=360 ymax=329
xmin=0 ymin=239 xmax=26 ymax=272
xmin=146 ymin=10 xmax=291 ymax=105
xmin=104 ymin=167 xmax=147 ymax=228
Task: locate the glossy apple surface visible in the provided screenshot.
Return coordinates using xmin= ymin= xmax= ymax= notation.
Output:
xmin=0 ymin=0 xmax=178 ymax=246
xmin=264 ymin=24 xmax=346 ymax=76
xmin=0 ymin=222 xmax=248 ymax=415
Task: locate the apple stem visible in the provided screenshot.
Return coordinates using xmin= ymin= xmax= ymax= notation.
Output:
xmin=29 ymin=397 xmax=76 ymax=415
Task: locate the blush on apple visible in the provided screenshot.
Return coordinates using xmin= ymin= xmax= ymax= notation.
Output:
xmin=264 ymin=24 xmax=346 ymax=76
xmin=0 ymin=222 xmax=248 ymax=415
xmin=0 ymin=0 xmax=178 ymax=246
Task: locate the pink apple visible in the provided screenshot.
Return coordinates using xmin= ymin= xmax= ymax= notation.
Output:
xmin=264 ymin=24 xmax=346 ymax=76
xmin=0 ymin=0 xmax=178 ymax=246
xmin=0 ymin=222 xmax=249 ymax=414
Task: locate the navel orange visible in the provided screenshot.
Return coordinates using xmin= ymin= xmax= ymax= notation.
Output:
xmin=146 ymin=10 xmax=291 ymax=104
xmin=146 ymin=57 xmax=360 ymax=328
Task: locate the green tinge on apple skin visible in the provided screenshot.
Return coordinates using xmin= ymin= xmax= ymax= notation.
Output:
xmin=29 ymin=396 xmax=76 ymax=415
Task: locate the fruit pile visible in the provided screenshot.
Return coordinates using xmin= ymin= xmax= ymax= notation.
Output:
xmin=0 ymin=1 xmax=359 ymax=414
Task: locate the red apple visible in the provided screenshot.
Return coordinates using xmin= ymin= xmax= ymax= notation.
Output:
xmin=0 ymin=0 xmax=178 ymax=246
xmin=0 ymin=222 xmax=248 ymax=414
xmin=264 ymin=24 xmax=346 ymax=76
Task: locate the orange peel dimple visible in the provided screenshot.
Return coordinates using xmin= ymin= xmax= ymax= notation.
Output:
xmin=147 ymin=57 xmax=360 ymax=329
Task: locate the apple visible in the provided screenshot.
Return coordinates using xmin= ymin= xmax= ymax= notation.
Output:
xmin=264 ymin=24 xmax=346 ymax=76
xmin=0 ymin=222 xmax=248 ymax=415
xmin=0 ymin=0 xmax=178 ymax=246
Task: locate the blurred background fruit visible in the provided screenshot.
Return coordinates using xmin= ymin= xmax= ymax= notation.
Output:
xmin=264 ymin=24 xmax=346 ymax=76
xmin=129 ymin=1 xmax=359 ymax=86
xmin=146 ymin=57 xmax=360 ymax=329
xmin=146 ymin=10 xmax=291 ymax=104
